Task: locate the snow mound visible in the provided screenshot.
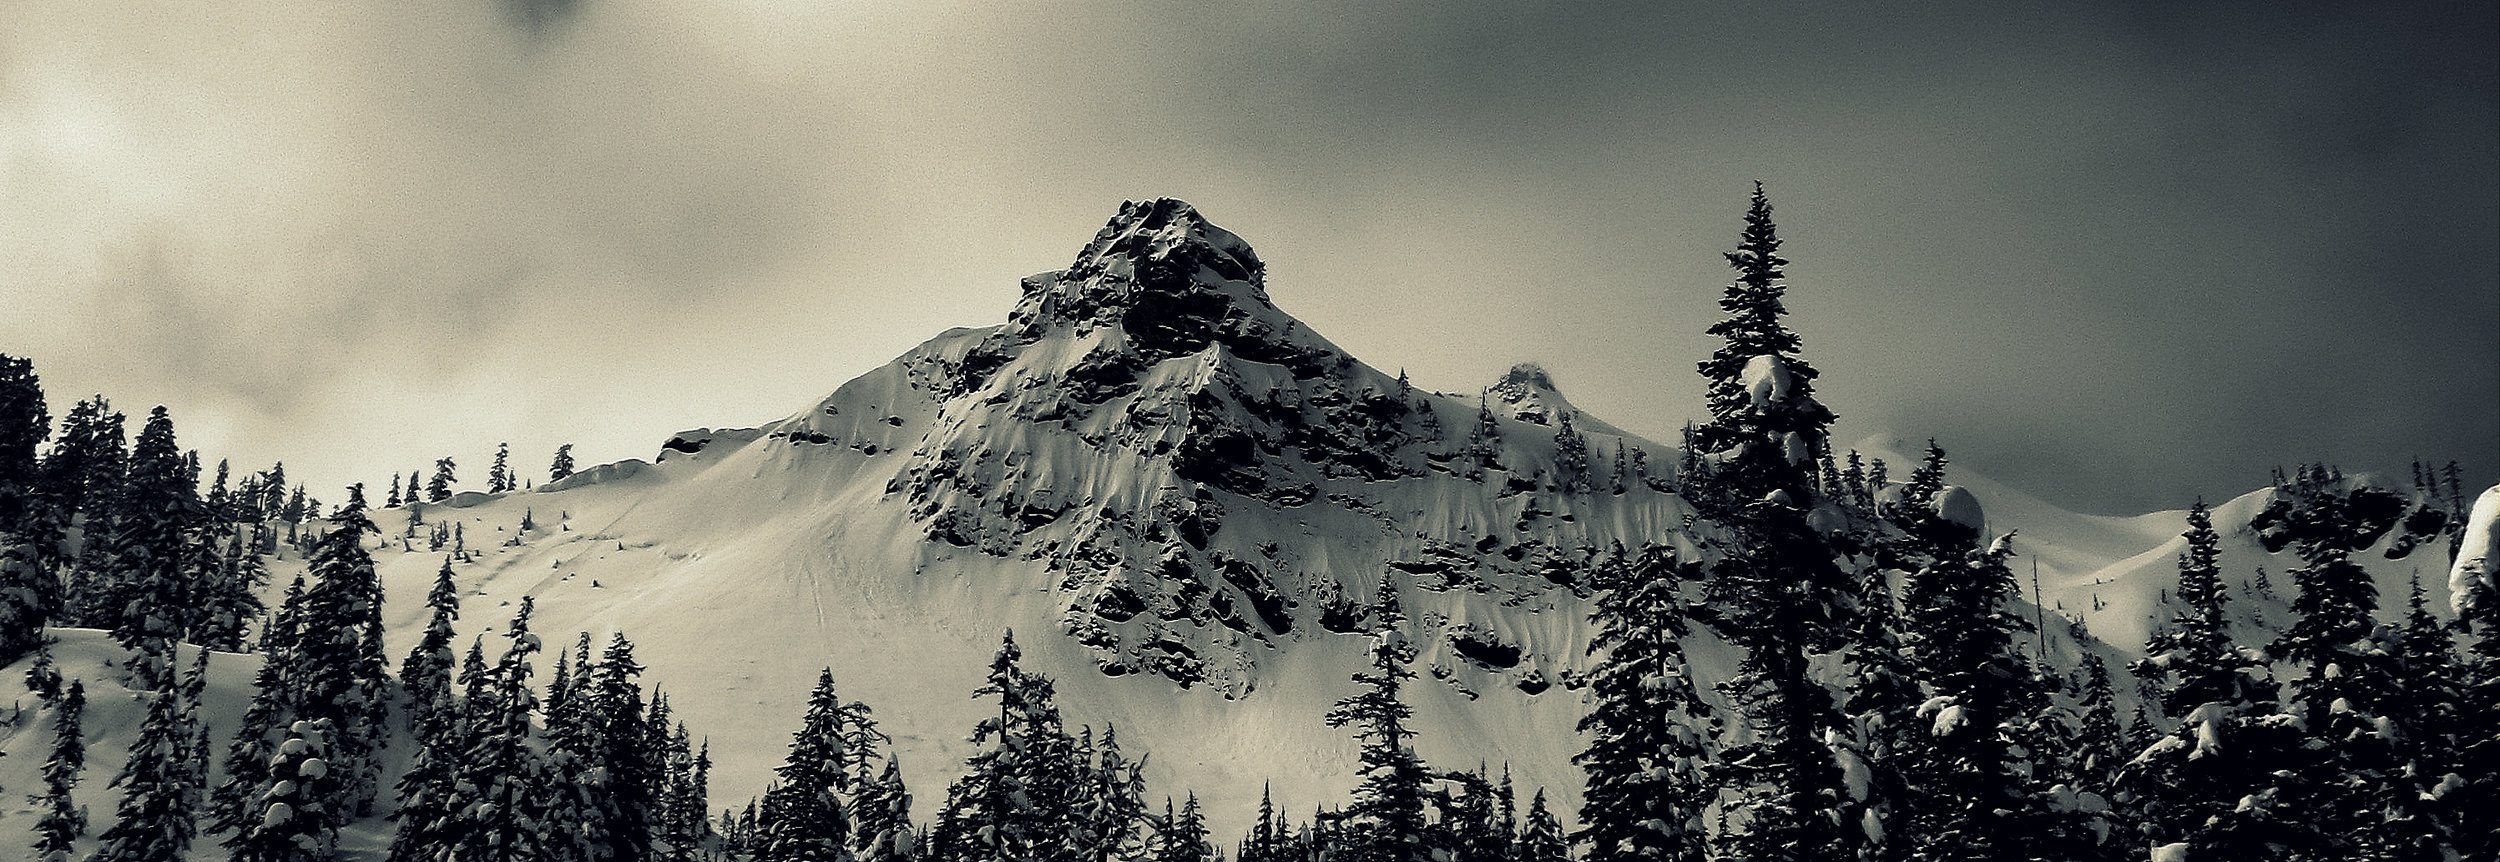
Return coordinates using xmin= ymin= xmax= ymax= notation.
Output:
xmin=1934 ymin=484 xmax=1984 ymax=532
xmin=2450 ymin=483 xmax=2498 ymax=616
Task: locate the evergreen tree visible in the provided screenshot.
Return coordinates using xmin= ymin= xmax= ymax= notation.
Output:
xmin=0 ymin=353 xmax=58 ymax=664
xmin=98 ymin=406 xmax=200 ymax=689
xmin=402 ymin=557 xmax=462 ymax=734
xmin=2123 ymin=500 xmax=2294 ymax=859
xmin=227 ymin=719 xmax=341 ymax=862
xmin=1682 ymin=186 xmax=1859 ymax=862
xmin=43 ymin=395 xmax=126 ymax=524
xmin=1575 ymin=544 xmax=1713 ymax=862
xmin=2255 ymin=466 xmax=2410 ymax=859
xmin=1155 ymin=794 xmax=1210 ymax=862
xmin=1554 ymin=412 xmax=1588 ymax=494
xmin=1887 ymin=444 xmax=2061 ymax=862
xmin=289 ymin=485 xmax=392 ymax=816
xmin=445 ymin=598 xmax=559 ymax=860
xmin=1690 ymin=182 xmax=1835 ymax=497
xmin=93 ymin=670 xmax=202 ymax=862
xmin=933 ymin=630 xmax=1081 ymax=862
xmin=1515 ymin=788 xmax=1569 ymax=862
xmin=191 ymin=528 xmax=266 ymax=653
xmin=852 ymin=757 xmax=918 ymax=862
xmin=553 ymin=443 xmax=577 ymax=482
xmin=585 ymin=633 xmax=658 ymax=862
xmin=1324 ymin=579 xmax=1430 ymax=862
xmin=385 ymin=687 xmax=465 ymax=862
xmin=490 ymin=442 xmax=514 ymax=493
xmin=1240 ymin=783 xmax=1281 ymax=862
xmin=428 ymin=457 xmax=455 ymax=502
xmin=1069 ymin=725 xmax=1148 ymax=862
xmin=1832 ymin=559 xmax=1922 ymax=861
xmin=31 ymin=678 xmax=88 ymax=862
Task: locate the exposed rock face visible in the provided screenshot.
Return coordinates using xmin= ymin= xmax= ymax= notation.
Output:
xmin=754 ymin=199 xmax=1688 ymax=691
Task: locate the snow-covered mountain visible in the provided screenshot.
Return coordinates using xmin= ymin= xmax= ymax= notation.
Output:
xmin=4 ymin=199 xmax=2479 ymax=848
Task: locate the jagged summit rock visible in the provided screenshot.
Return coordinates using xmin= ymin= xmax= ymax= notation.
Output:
xmin=1003 ymin=198 xmax=1329 ymax=372
xmin=1488 ymin=363 xmax=1566 ymax=426
xmin=1485 ymin=362 xmax=1629 ymax=437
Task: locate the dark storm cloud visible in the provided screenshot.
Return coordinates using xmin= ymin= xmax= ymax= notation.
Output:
xmin=3 ymin=0 xmax=2491 ymax=513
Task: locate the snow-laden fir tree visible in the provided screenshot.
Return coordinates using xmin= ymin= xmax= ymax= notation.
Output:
xmin=1574 ymin=543 xmax=1714 ymax=862
xmin=2248 ymin=465 xmax=2432 ymax=859
xmin=851 ymin=756 xmax=918 ymax=862
xmin=2122 ymin=498 xmax=2292 ymax=858
xmin=1689 ymin=184 xmax=1858 ymax=862
xmin=1149 ymin=795 xmax=1211 ymax=862
xmin=1831 ymin=554 xmax=1921 ymax=861
xmin=757 ymin=668 xmax=868 ymax=862
xmin=402 ymin=557 xmax=461 ymax=734
xmin=931 ymin=630 xmax=1082 ymax=862
xmin=1237 ymin=783 xmax=1281 ymax=862
xmin=191 ymin=529 xmax=267 ymax=653
xmin=1515 ymin=788 xmax=1569 ymax=862
xmin=0 ymin=353 xmax=61 ymax=665
xmin=1067 ymin=725 xmax=1148 ymax=862
xmin=42 ymin=396 xmax=125 ymax=531
xmin=1431 ymin=767 xmax=1503 ymax=862
xmin=1887 ymin=444 xmax=2075 ymax=861
xmin=95 ymin=406 xmax=200 ymax=690
xmin=1323 ymin=579 xmax=1430 ymax=862
xmin=445 ymin=598 xmax=560 ymax=860
xmin=286 ymin=485 xmax=392 ymax=816
xmin=552 ymin=443 xmax=576 ymax=482
xmin=32 ymin=678 xmax=87 ymax=862
xmin=93 ymin=658 xmax=204 ymax=862
xmin=227 ymin=719 xmax=341 ymax=862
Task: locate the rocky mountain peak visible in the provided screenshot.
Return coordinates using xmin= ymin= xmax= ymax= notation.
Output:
xmin=1487 ymin=362 xmax=1572 ymax=426
xmin=1003 ymin=198 xmax=1328 ymax=370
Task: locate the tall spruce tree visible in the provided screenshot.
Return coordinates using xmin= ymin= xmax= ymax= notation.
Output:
xmin=32 ymin=678 xmax=88 ymax=862
xmin=932 ymin=630 xmax=1082 ymax=862
xmin=1069 ymin=725 xmax=1148 ymax=862
xmin=428 ymin=457 xmax=455 ymax=502
xmin=99 ymin=406 xmax=200 ymax=690
xmin=1516 ymin=788 xmax=1570 ymax=862
xmin=1690 ymin=185 xmax=1857 ymax=862
xmin=757 ymin=669 xmax=860 ymax=861
xmin=1324 ymin=579 xmax=1430 ymax=862
xmin=2257 ymin=466 xmax=2408 ymax=859
xmin=0 ymin=353 xmax=58 ymax=665
xmin=93 ymin=664 xmax=203 ymax=862
xmin=852 ymin=756 xmax=918 ymax=862
xmin=2123 ymin=500 xmax=2291 ymax=858
xmin=402 ymin=557 xmax=462 ymax=734
xmin=289 ymin=485 xmax=392 ymax=816
xmin=489 ymin=442 xmax=513 ymax=493
xmin=1575 ymin=544 xmax=1714 ymax=862
xmin=552 ymin=443 xmax=577 ymax=482
xmin=1887 ymin=444 xmax=2064 ymax=861
xmin=227 ymin=719 xmax=342 ymax=862
xmin=446 ymin=598 xmax=559 ymax=860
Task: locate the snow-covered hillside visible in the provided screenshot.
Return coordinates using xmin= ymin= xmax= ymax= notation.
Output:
xmin=5 ymin=199 xmax=2478 ymax=850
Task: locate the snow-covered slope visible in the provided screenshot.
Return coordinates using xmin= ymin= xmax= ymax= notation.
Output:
xmin=8 ymin=200 xmax=2474 ymax=850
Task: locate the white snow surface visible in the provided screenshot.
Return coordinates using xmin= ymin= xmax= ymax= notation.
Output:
xmin=2450 ymin=484 xmax=2498 ymax=615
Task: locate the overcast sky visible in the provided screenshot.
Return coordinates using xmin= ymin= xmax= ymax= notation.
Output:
xmin=4 ymin=0 xmax=2493 ymax=515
